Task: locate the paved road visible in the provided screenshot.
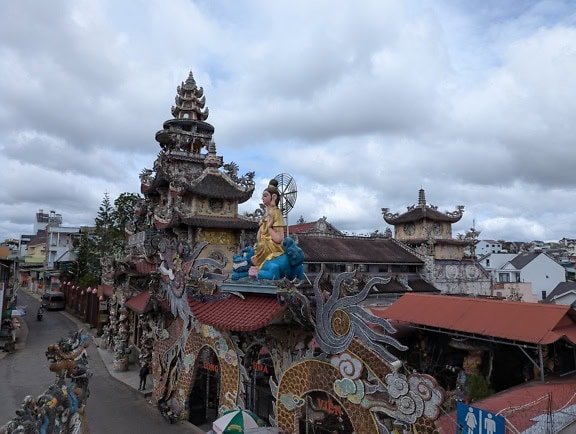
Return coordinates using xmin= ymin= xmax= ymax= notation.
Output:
xmin=0 ymin=292 xmax=201 ymax=434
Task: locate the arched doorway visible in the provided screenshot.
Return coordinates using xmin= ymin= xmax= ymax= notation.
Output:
xmin=243 ymin=345 xmax=275 ymax=422
xmin=189 ymin=346 xmax=221 ymax=426
xmin=298 ymin=391 xmax=354 ymax=434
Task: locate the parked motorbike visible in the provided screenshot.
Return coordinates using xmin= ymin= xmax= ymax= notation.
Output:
xmin=36 ymin=305 xmax=45 ymax=321
xmin=158 ymin=398 xmax=177 ymax=424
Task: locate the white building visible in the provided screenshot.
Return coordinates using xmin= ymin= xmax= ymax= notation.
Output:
xmin=476 ymin=240 xmax=504 ymax=256
xmin=479 ymin=252 xmax=566 ymax=301
xmin=46 ymin=226 xmax=80 ymax=268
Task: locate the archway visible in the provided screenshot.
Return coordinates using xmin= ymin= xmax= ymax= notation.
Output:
xmin=243 ymin=345 xmax=275 ymax=422
xmin=189 ymin=346 xmax=221 ymax=426
xmin=299 ymin=391 xmax=354 ymax=434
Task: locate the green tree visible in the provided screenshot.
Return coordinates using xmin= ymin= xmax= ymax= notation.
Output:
xmin=61 ymin=192 xmax=141 ymax=287
xmin=113 ymin=192 xmax=141 ymax=235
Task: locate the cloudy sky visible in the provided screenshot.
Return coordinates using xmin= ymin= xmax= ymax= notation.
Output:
xmin=1 ymin=0 xmax=575 ymax=244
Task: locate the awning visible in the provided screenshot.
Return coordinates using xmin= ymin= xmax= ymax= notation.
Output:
xmin=189 ymin=294 xmax=286 ymax=331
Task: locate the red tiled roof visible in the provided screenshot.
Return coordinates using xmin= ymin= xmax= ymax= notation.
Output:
xmin=125 ymin=291 xmax=152 ymax=314
xmin=101 ymin=284 xmax=114 ymax=297
xmin=134 ymin=259 xmax=158 ymax=274
xmin=289 ymin=222 xmax=316 ymax=234
xmin=370 ymin=293 xmax=576 ymax=345
xmin=188 ymin=294 xmax=286 ymax=331
xmin=436 ymin=378 xmax=576 ymax=433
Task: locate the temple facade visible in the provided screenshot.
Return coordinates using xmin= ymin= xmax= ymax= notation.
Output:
xmin=382 ymin=189 xmax=491 ymax=296
xmin=99 ymin=72 xmax=447 ymax=433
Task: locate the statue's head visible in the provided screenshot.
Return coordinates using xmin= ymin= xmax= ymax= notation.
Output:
xmin=283 ymin=237 xmax=304 ymax=267
xmin=264 ymin=179 xmax=281 ymax=206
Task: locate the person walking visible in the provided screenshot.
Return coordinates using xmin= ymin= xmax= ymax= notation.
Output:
xmin=138 ymin=364 xmax=149 ymax=391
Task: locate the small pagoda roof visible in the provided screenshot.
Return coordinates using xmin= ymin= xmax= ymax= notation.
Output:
xmin=382 ymin=189 xmax=464 ymax=224
xmin=186 ymin=172 xmax=254 ymax=202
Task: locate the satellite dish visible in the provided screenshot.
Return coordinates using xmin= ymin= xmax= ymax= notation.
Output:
xmin=274 ymin=173 xmax=297 ymax=218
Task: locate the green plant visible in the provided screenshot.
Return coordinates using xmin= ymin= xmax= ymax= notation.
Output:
xmin=465 ymin=374 xmax=493 ymax=403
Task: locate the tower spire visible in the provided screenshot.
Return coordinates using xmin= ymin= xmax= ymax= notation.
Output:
xmin=418 ymin=188 xmax=426 ymax=207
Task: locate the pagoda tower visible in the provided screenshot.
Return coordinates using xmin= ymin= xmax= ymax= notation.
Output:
xmin=136 ymin=71 xmax=258 ymax=270
xmin=382 ymin=188 xmax=466 ymax=260
xmin=382 ymin=189 xmax=490 ymax=295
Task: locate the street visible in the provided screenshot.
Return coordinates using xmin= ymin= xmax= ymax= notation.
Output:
xmin=0 ymin=291 xmax=200 ymax=434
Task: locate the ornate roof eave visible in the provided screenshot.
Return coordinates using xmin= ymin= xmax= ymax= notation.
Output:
xmin=402 ymin=238 xmax=470 ymax=246
xmin=141 ymin=173 xmax=171 ymax=195
xmin=178 ymin=215 xmax=259 ymax=230
xmin=186 ymin=171 xmax=255 ymax=203
xmin=382 ymin=205 xmax=464 ymax=224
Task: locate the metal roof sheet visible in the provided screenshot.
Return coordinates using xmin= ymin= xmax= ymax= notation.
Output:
xmin=371 ymin=293 xmax=576 ymax=345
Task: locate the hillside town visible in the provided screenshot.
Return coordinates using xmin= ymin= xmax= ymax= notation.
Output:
xmin=2 ymin=73 xmax=576 ymax=434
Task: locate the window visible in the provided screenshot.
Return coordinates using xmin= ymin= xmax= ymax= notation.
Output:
xmin=498 ymin=273 xmax=510 ymax=283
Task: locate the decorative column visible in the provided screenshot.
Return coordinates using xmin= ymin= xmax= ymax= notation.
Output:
xmin=113 ymin=288 xmax=130 ymax=371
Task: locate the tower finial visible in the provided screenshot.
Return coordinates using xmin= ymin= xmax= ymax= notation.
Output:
xmin=418 ymin=188 xmax=426 ymax=207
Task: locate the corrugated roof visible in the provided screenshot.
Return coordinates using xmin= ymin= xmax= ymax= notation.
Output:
xmin=436 ymin=378 xmax=576 ymax=434
xmin=296 ymin=236 xmax=423 ymax=264
xmin=371 ymin=293 xmax=576 ymax=345
xmin=188 ymin=294 xmax=286 ymax=331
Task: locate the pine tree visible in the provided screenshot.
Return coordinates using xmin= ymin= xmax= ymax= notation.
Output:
xmin=95 ymin=192 xmax=122 ymax=259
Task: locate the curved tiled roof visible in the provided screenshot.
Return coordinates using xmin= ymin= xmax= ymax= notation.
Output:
xmin=296 ymin=236 xmax=423 ymax=264
xmin=188 ymin=294 xmax=286 ymax=331
xmin=125 ymin=291 xmax=152 ymax=314
xmin=187 ymin=172 xmax=254 ymax=202
xmin=384 ymin=206 xmax=463 ymax=224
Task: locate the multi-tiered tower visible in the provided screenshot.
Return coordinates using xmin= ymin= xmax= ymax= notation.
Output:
xmin=136 ymin=72 xmax=257 ymax=270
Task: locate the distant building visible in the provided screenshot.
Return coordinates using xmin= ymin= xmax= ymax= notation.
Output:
xmin=382 ymin=189 xmax=491 ymax=296
xmin=33 ymin=209 xmax=62 ymax=234
xmin=17 ymin=210 xmax=81 ymax=293
xmin=479 ymin=252 xmax=566 ymax=301
xmin=476 ymin=240 xmax=504 ymax=256
xmin=543 ymin=281 xmax=576 ymax=306
xmin=289 ymin=216 xmax=343 ymax=237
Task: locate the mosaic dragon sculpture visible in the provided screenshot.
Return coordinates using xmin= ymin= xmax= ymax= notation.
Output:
xmin=0 ymin=330 xmax=92 ymax=434
xmin=274 ymin=267 xmax=445 ymax=433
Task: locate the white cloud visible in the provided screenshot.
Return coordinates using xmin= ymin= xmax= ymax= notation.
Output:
xmin=1 ymin=0 xmax=576 ymax=243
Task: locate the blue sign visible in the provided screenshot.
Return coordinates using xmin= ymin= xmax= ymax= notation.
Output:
xmin=456 ymin=402 xmax=505 ymax=434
